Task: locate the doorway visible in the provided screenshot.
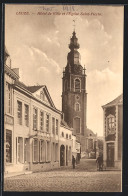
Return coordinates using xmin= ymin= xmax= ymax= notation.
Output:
xmin=66 ymin=146 xmax=68 ymax=166
xmin=107 ymin=143 xmax=114 ymax=167
xmin=60 ymin=145 xmax=65 ymax=166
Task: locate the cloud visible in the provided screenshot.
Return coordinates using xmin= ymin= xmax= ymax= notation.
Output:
xmin=30 ymin=46 xmax=61 ymax=74
xmin=86 ymin=67 xmax=122 ymax=134
xmin=37 ymin=66 xmax=49 ymax=74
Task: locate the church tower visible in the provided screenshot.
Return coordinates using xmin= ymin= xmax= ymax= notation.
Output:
xmin=62 ymin=30 xmax=87 ymax=151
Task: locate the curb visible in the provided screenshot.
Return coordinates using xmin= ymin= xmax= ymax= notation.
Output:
xmin=4 ymin=171 xmax=33 ymax=179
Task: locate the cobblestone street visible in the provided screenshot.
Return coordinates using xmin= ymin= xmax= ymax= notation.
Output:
xmin=4 ymin=159 xmax=122 ymax=192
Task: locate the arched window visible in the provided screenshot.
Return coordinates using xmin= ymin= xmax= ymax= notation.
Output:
xmin=75 ymin=102 xmax=80 ymax=111
xmin=75 ymin=79 xmax=80 ymax=92
xmin=73 ymin=117 xmax=80 ymax=133
xmin=62 ymin=132 xmax=64 ymax=137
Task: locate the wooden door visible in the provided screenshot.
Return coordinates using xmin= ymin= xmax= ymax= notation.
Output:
xmin=107 ymin=143 xmax=114 ymax=167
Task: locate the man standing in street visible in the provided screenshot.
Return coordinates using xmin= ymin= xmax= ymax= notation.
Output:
xmin=72 ymin=156 xmax=76 ymax=169
xmin=96 ymin=154 xmax=103 ymax=171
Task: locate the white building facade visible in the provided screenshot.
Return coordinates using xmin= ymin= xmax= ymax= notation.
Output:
xmin=4 ymin=50 xmax=62 ymax=173
xmin=59 ymin=120 xmax=72 ymax=166
xmin=4 ymin=49 xmax=80 ymax=174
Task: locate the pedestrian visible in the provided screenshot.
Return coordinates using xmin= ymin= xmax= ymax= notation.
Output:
xmin=96 ymin=154 xmax=103 ymax=171
xmin=72 ymin=155 xmax=76 ymax=169
xmin=100 ymin=154 xmax=103 ymax=171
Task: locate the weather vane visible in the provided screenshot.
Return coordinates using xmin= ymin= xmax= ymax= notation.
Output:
xmin=73 ymin=19 xmax=76 ymax=31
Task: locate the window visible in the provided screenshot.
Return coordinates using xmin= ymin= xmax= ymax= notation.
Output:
xmin=33 ymin=108 xmax=37 ymax=130
xmin=18 ymin=137 xmax=23 ymax=163
xmin=75 ymin=79 xmax=80 ymax=92
xmin=69 ymin=135 xmax=71 ymax=139
xmin=56 ymin=119 xmax=58 ymax=135
xmin=52 ymin=117 xmax=55 ymax=134
xmin=17 ymin=101 xmax=22 ymax=125
xmin=108 ymin=117 xmax=115 ymax=129
xmin=46 ymin=114 xmax=50 ymax=132
xmin=24 ymin=139 xmax=27 ymax=163
xmin=47 ymin=141 xmax=50 ymax=161
xmin=73 ymin=117 xmax=80 ymax=133
xmin=107 ymin=116 xmax=115 ymax=134
xmin=6 ymin=82 xmax=12 ymax=114
xmin=62 ymin=132 xmax=64 ymax=137
xmin=24 ymin=104 xmax=29 ymax=126
xmin=24 ymin=138 xmax=29 ymax=163
xmin=66 ymin=134 xmax=68 ymax=139
xmin=75 ymin=103 xmax=80 ymax=111
xmin=40 ymin=140 xmax=45 ymax=162
xmin=33 ymin=139 xmax=38 ymax=162
xmin=40 ymin=111 xmax=44 ymax=131
xmin=6 ymin=130 xmax=12 ymax=163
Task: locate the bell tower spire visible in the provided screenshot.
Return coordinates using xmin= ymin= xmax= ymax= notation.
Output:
xmin=73 ymin=19 xmax=76 ymax=32
xmin=62 ymin=30 xmax=88 ymax=152
xmin=66 ymin=30 xmax=83 ymax=75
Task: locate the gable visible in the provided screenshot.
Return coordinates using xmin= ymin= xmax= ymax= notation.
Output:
xmin=32 ymin=86 xmax=55 ymax=108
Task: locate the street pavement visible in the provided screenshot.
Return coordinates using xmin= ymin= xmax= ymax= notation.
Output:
xmin=4 ymin=159 xmax=122 ymax=192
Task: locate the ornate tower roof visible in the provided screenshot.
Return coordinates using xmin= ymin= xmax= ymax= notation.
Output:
xmin=69 ymin=31 xmax=80 ymax=50
xmin=66 ymin=31 xmax=83 ymax=75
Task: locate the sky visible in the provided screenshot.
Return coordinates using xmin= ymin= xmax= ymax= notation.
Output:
xmin=5 ymin=4 xmax=123 ymax=136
